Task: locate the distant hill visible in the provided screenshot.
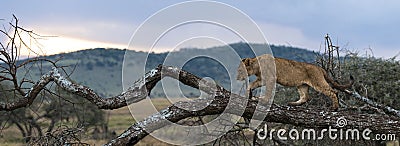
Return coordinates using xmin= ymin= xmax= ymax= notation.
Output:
xmin=17 ymin=42 xmax=319 ymax=97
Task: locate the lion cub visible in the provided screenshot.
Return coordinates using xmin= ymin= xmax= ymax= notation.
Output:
xmin=236 ymin=54 xmax=353 ymax=110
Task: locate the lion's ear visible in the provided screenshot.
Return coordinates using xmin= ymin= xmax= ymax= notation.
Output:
xmin=242 ymin=58 xmax=251 ymax=66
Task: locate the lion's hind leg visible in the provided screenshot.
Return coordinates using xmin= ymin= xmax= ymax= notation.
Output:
xmin=311 ymin=81 xmax=339 ymax=111
xmin=288 ymin=85 xmax=309 ymax=106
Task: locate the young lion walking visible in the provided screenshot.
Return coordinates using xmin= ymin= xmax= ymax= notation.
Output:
xmin=236 ymin=54 xmax=353 ymax=110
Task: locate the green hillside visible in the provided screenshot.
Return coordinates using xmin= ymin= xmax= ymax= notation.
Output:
xmin=19 ymin=42 xmax=318 ymax=97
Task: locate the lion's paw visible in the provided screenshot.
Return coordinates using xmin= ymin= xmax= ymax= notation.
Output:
xmin=251 ymin=96 xmax=260 ymax=100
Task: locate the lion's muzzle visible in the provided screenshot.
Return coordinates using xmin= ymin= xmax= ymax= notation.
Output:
xmin=236 ymin=74 xmax=246 ymax=81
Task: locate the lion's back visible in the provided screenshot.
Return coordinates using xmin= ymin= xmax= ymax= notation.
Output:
xmin=274 ymin=57 xmax=324 ymax=87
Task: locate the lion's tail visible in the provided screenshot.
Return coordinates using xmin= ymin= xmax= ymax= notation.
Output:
xmin=322 ymin=69 xmax=354 ymax=92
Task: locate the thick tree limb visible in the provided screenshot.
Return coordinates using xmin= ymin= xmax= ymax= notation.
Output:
xmin=106 ymin=96 xmax=400 ymax=145
xmin=0 ymin=64 xmax=224 ymax=111
xmin=1 ymin=65 xmax=399 ymax=146
xmin=0 ymin=67 xmax=127 ymax=110
xmin=105 ymin=65 xmax=400 ymax=145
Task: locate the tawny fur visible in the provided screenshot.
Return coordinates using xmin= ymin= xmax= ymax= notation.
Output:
xmin=236 ymin=54 xmax=353 ymax=110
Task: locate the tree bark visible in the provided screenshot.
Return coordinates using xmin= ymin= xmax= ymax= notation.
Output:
xmin=105 ymin=65 xmax=400 ymax=145
xmin=1 ymin=65 xmax=399 ymax=145
xmin=106 ymin=98 xmax=400 ymax=145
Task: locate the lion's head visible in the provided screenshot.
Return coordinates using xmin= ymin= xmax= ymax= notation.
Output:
xmin=236 ymin=58 xmax=258 ymax=81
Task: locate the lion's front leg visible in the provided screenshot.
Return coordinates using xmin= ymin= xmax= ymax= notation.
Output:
xmin=247 ymin=78 xmax=262 ymax=100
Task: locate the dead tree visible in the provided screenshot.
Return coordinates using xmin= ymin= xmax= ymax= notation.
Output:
xmin=317 ymin=34 xmax=400 ymax=117
xmin=1 ymin=17 xmax=399 ymax=145
xmin=0 ymin=15 xmax=62 ymax=142
xmin=1 ymin=65 xmax=398 ymax=145
xmin=320 ymin=34 xmax=341 ymax=79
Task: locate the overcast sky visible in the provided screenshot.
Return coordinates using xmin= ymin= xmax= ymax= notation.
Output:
xmin=1 ymin=0 xmax=399 ymax=58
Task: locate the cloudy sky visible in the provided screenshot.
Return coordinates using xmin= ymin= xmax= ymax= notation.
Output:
xmin=1 ymin=0 xmax=399 ymax=58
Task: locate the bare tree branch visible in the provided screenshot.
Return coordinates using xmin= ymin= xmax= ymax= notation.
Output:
xmin=102 ymin=65 xmax=399 ymax=145
xmin=346 ymin=90 xmax=400 ymax=117
xmin=106 ymin=93 xmax=400 ymax=145
xmin=0 ymin=64 xmax=224 ymax=111
xmin=1 ymin=64 xmax=399 ymax=145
